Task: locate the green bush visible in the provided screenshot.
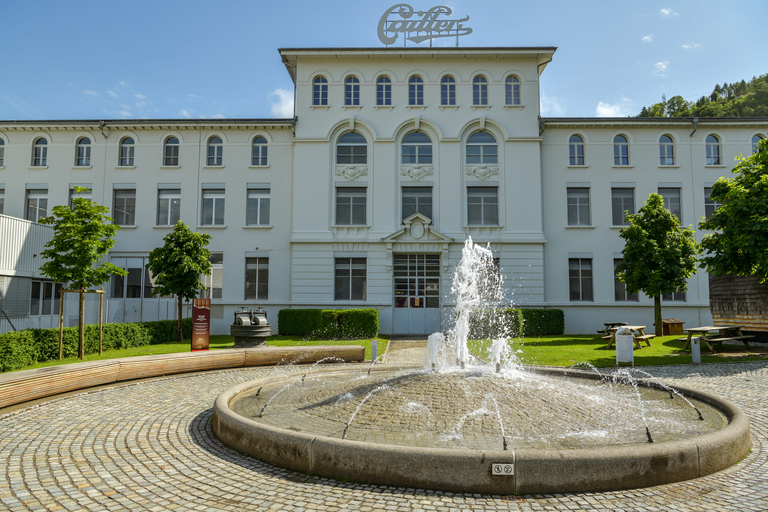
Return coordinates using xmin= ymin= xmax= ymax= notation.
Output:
xmin=468 ymin=308 xmax=564 ymax=338
xmin=519 ymin=308 xmax=565 ymax=336
xmin=277 ymin=308 xmax=379 ymax=339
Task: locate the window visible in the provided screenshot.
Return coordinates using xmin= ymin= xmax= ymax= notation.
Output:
xmin=157 ymin=188 xmax=181 ymax=225
xmin=69 ymin=187 xmax=92 ymax=208
xmin=440 ymin=76 xmax=456 ymax=106
xmin=505 ymin=76 xmax=520 ymax=105
xmin=467 ymin=186 xmax=498 ymax=226
xmin=472 ymin=76 xmax=488 ymax=105
xmin=569 ymin=258 xmax=593 ymax=301
xmin=75 ymin=137 xmax=91 ymax=166
xmin=704 ymin=186 xmax=721 ymax=220
xmin=200 ymin=253 xmax=223 ymax=300
xmin=611 ymin=188 xmax=635 ymax=226
xmin=752 ymin=134 xmax=764 ymax=154
xmin=246 ymin=188 xmax=270 ymax=226
xmin=614 ymin=259 xmax=638 ymax=302
xmin=344 ymin=76 xmax=360 ymax=106
xmin=32 ymin=138 xmax=47 ymax=166
xmin=313 ymin=77 xmax=328 ymax=106
xmin=662 ymin=289 xmax=687 ymax=302
xmin=252 ymin=136 xmax=268 ymax=166
xmin=658 ymin=187 xmax=682 ymax=224
xmin=207 ymin=136 xmax=223 ymax=166
xmin=401 ymin=131 xmax=432 ymax=164
xmin=659 ymin=135 xmax=674 ymax=165
xmin=394 ymin=254 xmax=440 ymax=308
xmin=0 ymin=138 xmax=5 ymax=166
xmin=336 ymin=132 xmax=367 ymax=164
xmin=408 ymin=76 xmax=424 ymax=106
xmin=613 ymin=135 xmax=629 ymax=165
xmin=163 ymin=137 xmax=179 ymax=166
xmin=706 ymin=135 xmax=721 ymax=165
xmin=110 ymin=257 xmax=155 ymax=299
xmin=335 ymin=258 xmax=366 ymax=301
xmin=336 ymin=187 xmax=366 ymax=225
xmin=566 ymin=188 xmax=590 ymax=226
xmin=402 ymin=186 xmax=432 ymax=221
xmin=466 ymin=131 xmax=498 ymax=164
xmin=0 ymin=186 xmax=4 ymax=215
xmin=119 ymin=137 xmax=135 ymax=166
xmin=569 ymin=135 xmax=585 ymax=165
xmin=376 ymin=76 xmax=391 ymax=106
xmin=113 ymin=189 xmax=136 ymax=226
xmin=30 ymin=281 xmax=63 ymax=316
xmin=245 ymin=257 xmax=268 ymax=300
xmin=201 ymin=188 xmax=225 ymax=226
xmin=26 ymin=188 xmax=48 ymax=222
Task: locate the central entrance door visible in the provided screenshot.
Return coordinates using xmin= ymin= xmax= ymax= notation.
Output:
xmin=393 ymin=254 xmax=441 ymax=335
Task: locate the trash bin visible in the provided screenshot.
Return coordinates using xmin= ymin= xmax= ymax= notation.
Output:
xmin=691 ymin=336 xmax=701 ymax=364
xmin=615 ymin=327 xmax=634 ymax=366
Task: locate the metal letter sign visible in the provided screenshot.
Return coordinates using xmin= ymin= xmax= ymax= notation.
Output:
xmin=378 ymin=4 xmax=473 ymax=47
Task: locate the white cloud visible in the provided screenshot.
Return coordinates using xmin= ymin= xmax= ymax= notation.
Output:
xmin=178 ymin=109 xmax=193 ymax=118
xmin=134 ymin=94 xmax=146 ymax=100
xmin=596 ymin=97 xmax=633 ymax=117
xmin=539 ymin=93 xmax=565 ymax=116
xmin=82 ymin=89 xmax=98 ymax=96
xmin=269 ymin=88 xmax=294 ymax=117
xmin=186 ymin=94 xmax=203 ymax=101
xmin=107 ymin=90 xmax=119 ymax=98
xmin=653 ymin=61 xmax=670 ymax=77
xmin=682 ymin=43 xmax=701 ymax=50
xmin=642 ymin=34 xmax=654 ymax=43
xmin=660 ymin=8 xmax=678 ymax=17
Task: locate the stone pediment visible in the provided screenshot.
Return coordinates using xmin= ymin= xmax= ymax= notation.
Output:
xmin=381 ymin=213 xmax=453 ymax=270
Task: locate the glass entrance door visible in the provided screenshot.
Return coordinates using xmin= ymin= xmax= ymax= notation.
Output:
xmin=393 ymin=254 xmax=441 ymax=334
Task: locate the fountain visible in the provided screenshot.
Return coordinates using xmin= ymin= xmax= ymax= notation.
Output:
xmin=212 ymin=238 xmax=751 ymax=494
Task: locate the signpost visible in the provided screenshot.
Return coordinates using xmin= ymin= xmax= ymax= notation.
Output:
xmin=378 ymin=4 xmax=472 ymax=47
xmin=192 ymin=298 xmax=211 ymax=351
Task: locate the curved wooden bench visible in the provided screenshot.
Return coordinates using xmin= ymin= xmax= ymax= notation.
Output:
xmin=0 ymin=345 xmax=365 ymax=410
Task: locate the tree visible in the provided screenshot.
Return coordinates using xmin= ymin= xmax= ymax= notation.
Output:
xmin=39 ymin=187 xmax=127 ymax=359
xmin=699 ymin=138 xmax=768 ymax=282
xmin=615 ymin=194 xmax=699 ymax=335
xmin=146 ymin=221 xmax=212 ymax=343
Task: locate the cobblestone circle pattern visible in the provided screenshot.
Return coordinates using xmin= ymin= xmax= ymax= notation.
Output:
xmin=1 ymin=361 xmax=767 ymax=511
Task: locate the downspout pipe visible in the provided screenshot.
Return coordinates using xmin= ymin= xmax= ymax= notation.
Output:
xmin=690 ymin=117 xmax=699 ymax=137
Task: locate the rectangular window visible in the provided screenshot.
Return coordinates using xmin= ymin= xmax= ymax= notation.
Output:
xmin=376 ymin=79 xmax=391 ymax=106
xmin=402 ymin=187 xmax=432 ymax=222
xmin=663 ymin=289 xmax=687 ymax=302
xmin=110 ymin=257 xmax=154 ymax=299
xmin=566 ymin=187 xmax=590 ymax=226
xmin=704 ymin=186 xmax=721 ymax=220
xmin=569 ymin=258 xmax=593 ymax=301
xmin=69 ymin=187 xmax=92 ymax=208
xmin=467 ymin=186 xmax=498 ymax=226
xmin=335 ymin=257 xmax=366 ymax=301
xmin=441 ymin=81 xmax=456 ymax=106
xmin=30 ymin=281 xmax=62 ymax=316
xmin=119 ymin=142 xmax=135 ymax=166
xmin=246 ymin=188 xmax=270 ymax=226
xmin=0 ymin=141 xmax=4 ymax=167
xmin=394 ymin=254 xmax=440 ymax=308
xmin=157 ymin=188 xmax=181 ymax=226
xmin=336 ymin=187 xmax=366 ymax=225
xmin=26 ymin=188 xmax=48 ymax=222
xmin=113 ymin=189 xmax=136 ymax=226
xmin=201 ymin=188 xmax=225 ymax=226
xmin=658 ymin=187 xmax=682 ymax=224
xmin=614 ymin=259 xmax=638 ymax=302
xmin=245 ymin=257 xmax=269 ymax=300
xmin=0 ymin=186 xmax=4 ymax=215
xmin=200 ymin=252 xmax=223 ymax=300
xmin=611 ymin=188 xmax=635 ymax=226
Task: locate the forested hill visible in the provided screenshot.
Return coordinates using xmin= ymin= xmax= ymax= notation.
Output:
xmin=637 ymin=74 xmax=768 ymax=118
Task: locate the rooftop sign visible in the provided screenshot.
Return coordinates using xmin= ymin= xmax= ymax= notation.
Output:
xmin=378 ymin=4 xmax=473 ymax=47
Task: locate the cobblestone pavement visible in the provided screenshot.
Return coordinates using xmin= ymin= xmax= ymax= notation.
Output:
xmin=1 ymin=360 xmax=768 ymax=511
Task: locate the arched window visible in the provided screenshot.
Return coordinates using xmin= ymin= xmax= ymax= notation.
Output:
xmin=119 ymin=137 xmax=135 ymax=166
xmin=440 ymin=76 xmax=456 ymax=106
xmin=613 ymin=135 xmax=629 ymax=165
xmin=313 ymin=76 xmax=328 ymax=106
xmin=706 ymin=134 xmax=721 ymax=165
xmin=505 ymin=76 xmax=520 ymax=105
xmin=569 ymin=135 xmax=584 ymax=165
xmin=408 ymin=76 xmax=424 ymax=106
xmin=75 ymin=137 xmax=91 ymax=166
xmin=753 ymin=134 xmax=764 ymax=154
xmin=163 ymin=136 xmax=179 ymax=166
xmin=207 ymin=136 xmax=223 ymax=166
xmin=32 ymin=138 xmax=48 ymax=166
xmin=344 ymin=76 xmax=360 ymax=106
xmin=376 ymin=76 xmax=391 ymax=106
xmin=402 ymin=132 xmax=432 ymax=164
xmin=473 ymin=76 xmax=488 ymax=105
xmin=336 ymin=132 xmax=367 ymax=164
xmin=0 ymin=138 xmax=5 ymax=167
xmin=466 ymin=131 xmax=497 ymax=164
xmin=252 ymin=136 xmax=268 ymax=166
xmin=659 ymin=135 xmax=674 ymax=165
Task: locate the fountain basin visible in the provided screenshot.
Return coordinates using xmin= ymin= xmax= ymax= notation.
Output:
xmin=212 ymin=365 xmax=751 ymax=494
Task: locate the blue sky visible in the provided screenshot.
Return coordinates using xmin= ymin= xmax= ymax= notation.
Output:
xmin=1 ymin=0 xmax=765 ymax=120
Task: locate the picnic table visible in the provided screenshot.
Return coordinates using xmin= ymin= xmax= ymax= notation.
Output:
xmin=682 ymin=325 xmax=754 ymax=352
xmin=604 ymin=325 xmax=655 ymax=350
xmin=597 ymin=322 xmax=627 ymax=336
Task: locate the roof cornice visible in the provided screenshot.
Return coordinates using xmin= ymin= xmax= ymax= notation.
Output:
xmin=0 ymin=118 xmax=295 ymax=132
xmin=541 ymin=117 xmax=768 ymax=129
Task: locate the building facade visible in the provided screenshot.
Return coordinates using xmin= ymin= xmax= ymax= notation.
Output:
xmin=1 ymin=46 xmax=766 ymax=335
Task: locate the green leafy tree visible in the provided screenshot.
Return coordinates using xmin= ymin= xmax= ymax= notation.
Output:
xmin=39 ymin=187 xmax=127 ymax=358
xmin=699 ymin=138 xmax=768 ymax=281
xmin=146 ymin=221 xmax=212 ymax=342
xmin=616 ymin=194 xmax=699 ymax=334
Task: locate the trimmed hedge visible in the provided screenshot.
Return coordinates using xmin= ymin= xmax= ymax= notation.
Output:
xmin=469 ymin=308 xmax=564 ymax=338
xmin=277 ymin=308 xmax=379 ymax=339
xmin=0 ymin=318 xmax=192 ymax=373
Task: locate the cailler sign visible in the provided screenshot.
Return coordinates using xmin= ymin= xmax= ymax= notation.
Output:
xmin=378 ymin=4 xmax=473 ymax=46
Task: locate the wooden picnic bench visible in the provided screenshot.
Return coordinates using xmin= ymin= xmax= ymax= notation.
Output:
xmin=598 ymin=322 xmax=627 ymax=336
xmin=605 ymin=325 xmax=655 ymax=350
xmin=682 ymin=325 xmax=755 ymax=352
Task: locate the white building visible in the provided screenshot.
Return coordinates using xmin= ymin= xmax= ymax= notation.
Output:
xmin=0 ymin=46 xmax=766 ymax=335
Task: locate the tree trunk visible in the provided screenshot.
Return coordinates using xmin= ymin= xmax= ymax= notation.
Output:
xmin=79 ymin=288 xmax=85 ymax=359
xmin=177 ymin=294 xmax=183 ymax=343
xmin=653 ymin=295 xmax=663 ymax=336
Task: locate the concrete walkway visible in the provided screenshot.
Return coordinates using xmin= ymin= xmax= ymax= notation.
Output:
xmin=1 ymin=359 xmax=768 ymax=511
xmin=383 ymin=339 xmax=428 ymax=366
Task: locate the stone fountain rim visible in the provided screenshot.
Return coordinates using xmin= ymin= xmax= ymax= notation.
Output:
xmin=212 ymin=365 xmax=751 ymax=495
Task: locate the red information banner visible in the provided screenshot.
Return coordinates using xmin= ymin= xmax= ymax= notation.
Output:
xmin=191 ymin=298 xmax=211 ymax=351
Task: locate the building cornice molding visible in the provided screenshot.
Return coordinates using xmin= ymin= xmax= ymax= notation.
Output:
xmin=541 ymin=117 xmax=768 ymax=129
xmin=0 ymin=119 xmax=295 ymax=132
